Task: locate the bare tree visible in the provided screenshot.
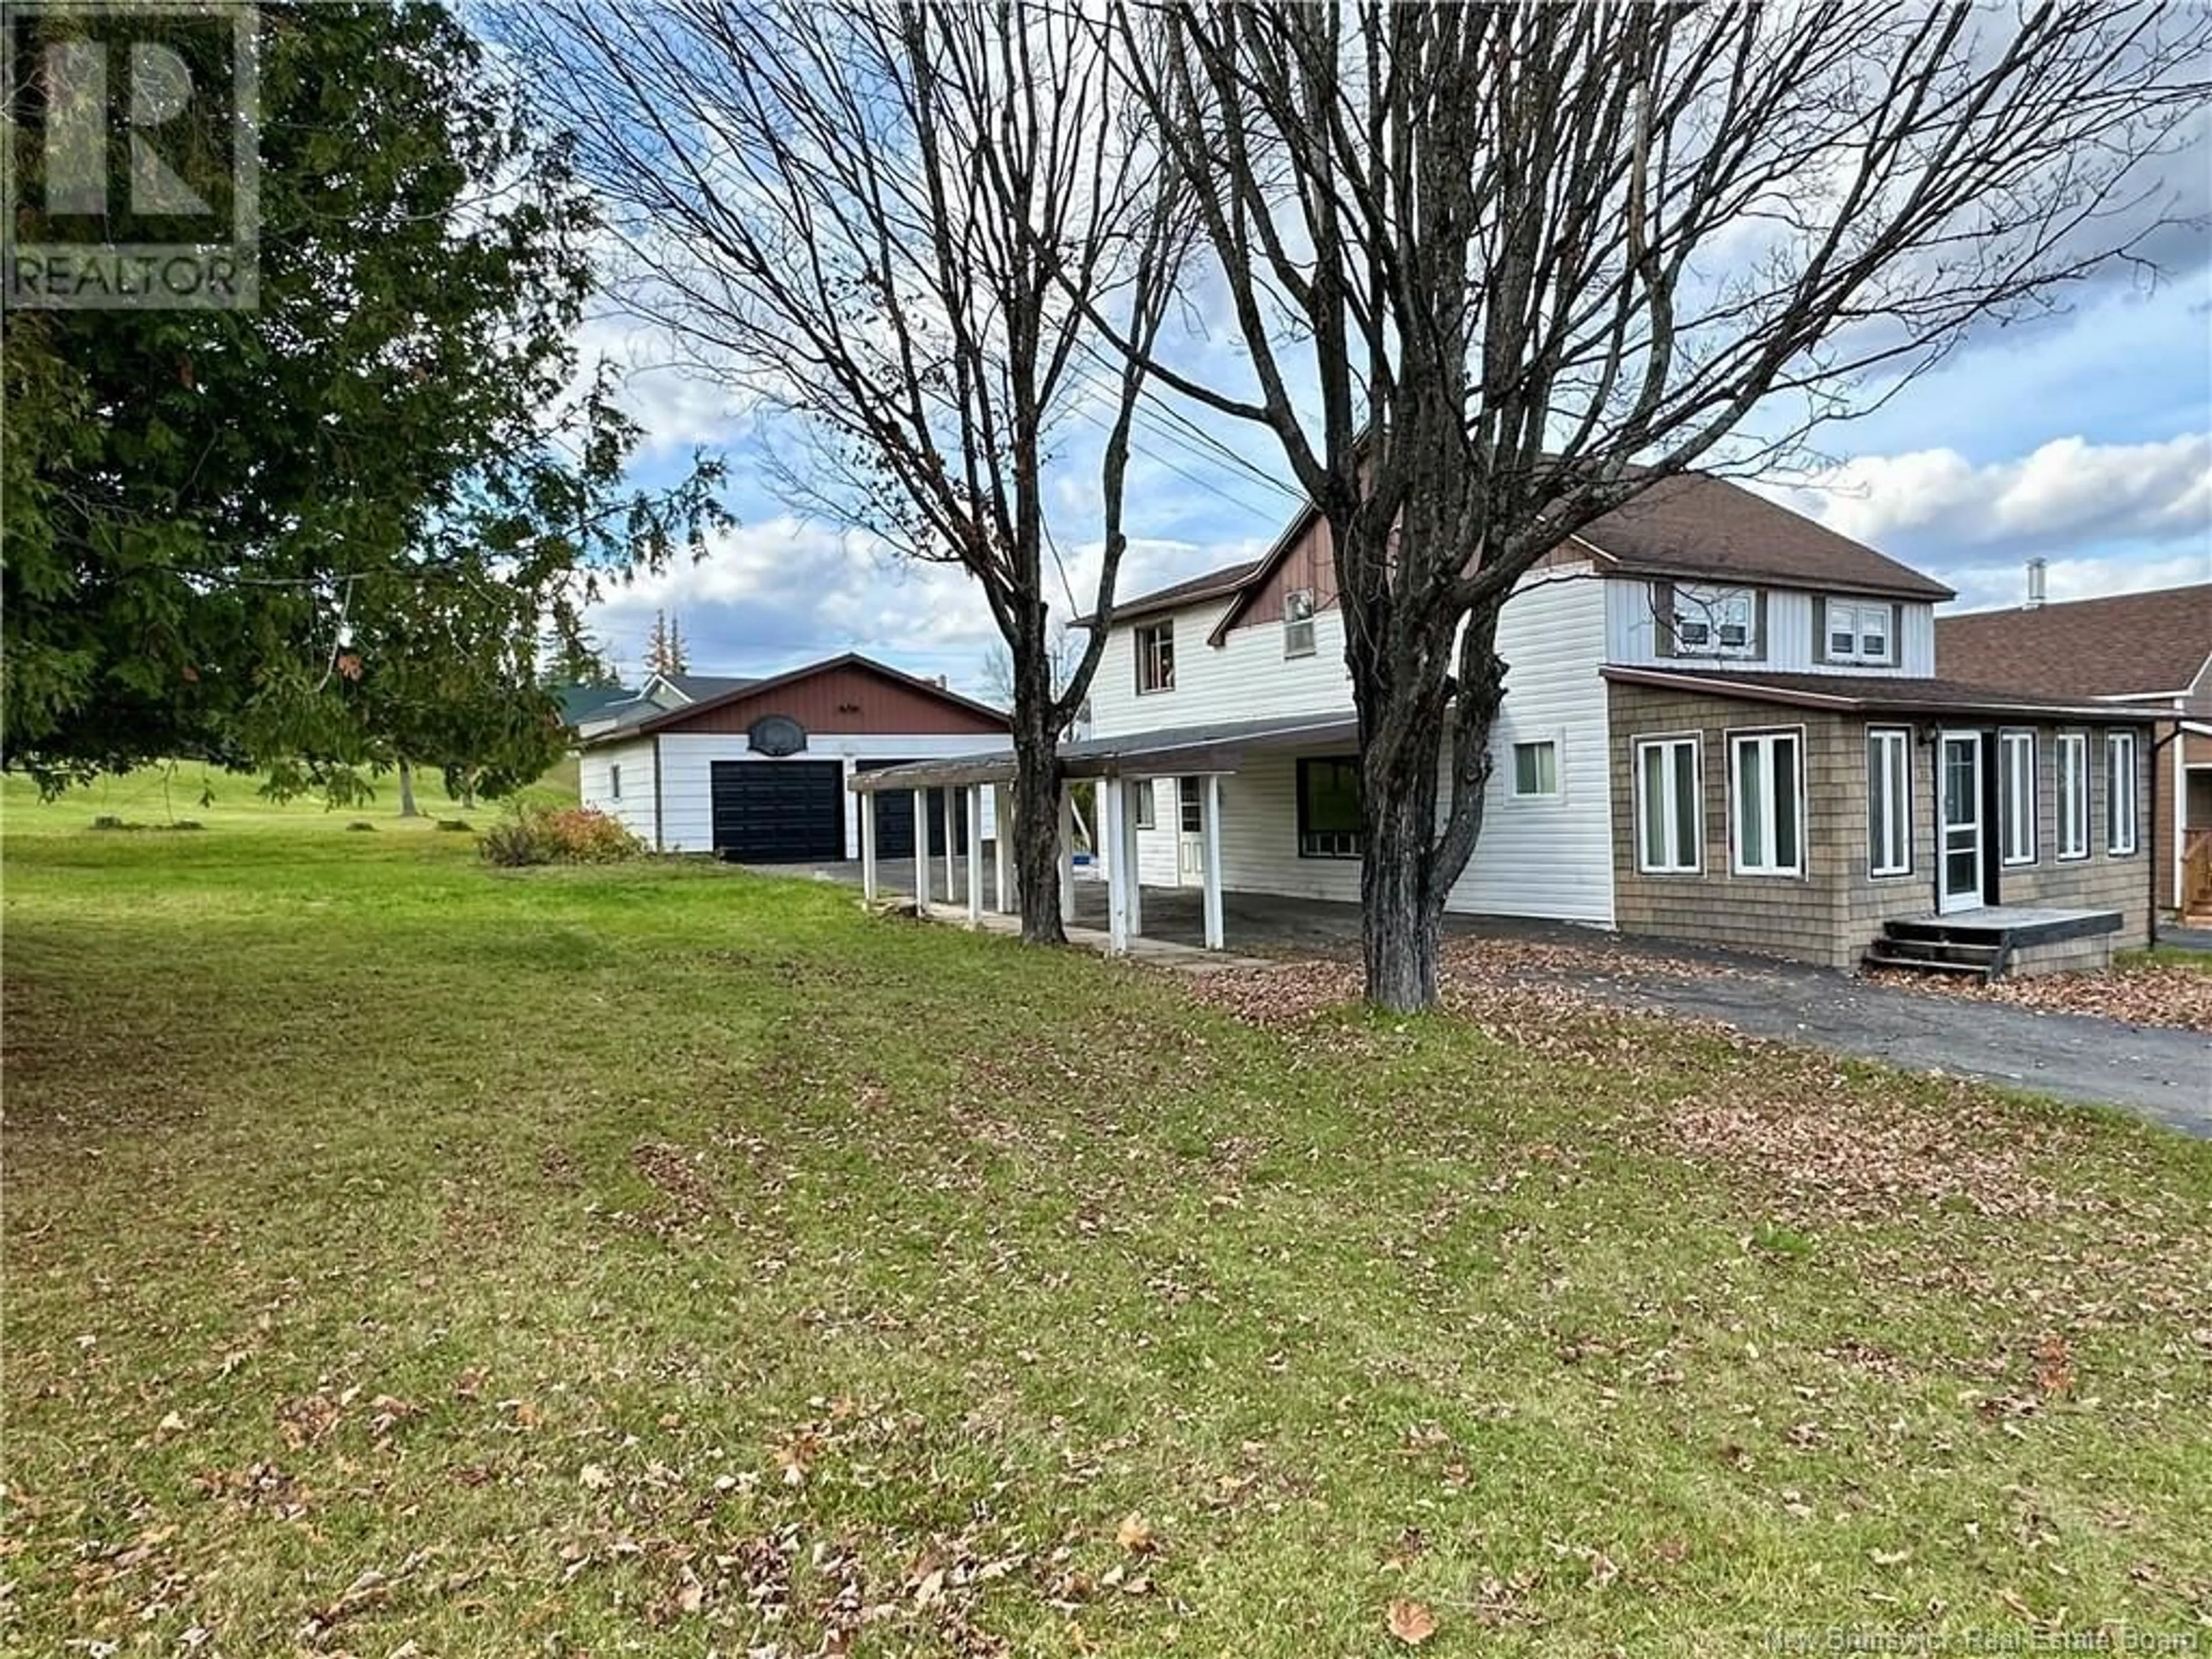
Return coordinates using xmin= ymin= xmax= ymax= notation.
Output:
xmin=643 ymin=609 xmax=689 ymax=679
xmin=499 ymin=1 xmax=1185 ymax=944
xmin=1101 ymin=4 xmax=2211 ymax=1010
xmin=980 ymin=622 xmax=1085 ymax=730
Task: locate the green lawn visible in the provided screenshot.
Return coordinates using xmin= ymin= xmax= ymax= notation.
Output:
xmin=5 ymin=802 xmax=2209 ymax=1656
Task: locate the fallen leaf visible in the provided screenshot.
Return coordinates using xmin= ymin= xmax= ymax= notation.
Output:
xmin=1387 ymin=1598 xmax=1438 ymax=1646
xmin=1114 ymin=1512 xmax=1156 ymax=1554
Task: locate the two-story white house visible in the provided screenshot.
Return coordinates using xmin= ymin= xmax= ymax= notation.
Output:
xmin=854 ymin=472 xmax=2158 ymax=977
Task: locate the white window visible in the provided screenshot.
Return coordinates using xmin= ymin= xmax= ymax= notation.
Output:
xmin=1510 ymin=739 xmax=1559 ymax=798
xmin=609 ymin=763 xmax=623 ymax=801
xmin=1730 ymin=730 xmax=1804 ymax=876
xmin=2056 ymin=732 xmax=2089 ymax=860
xmin=1672 ymin=585 xmax=1756 ymax=658
xmin=1866 ymin=727 xmax=1911 ymax=877
xmin=1634 ymin=735 xmax=1702 ymax=874
xmin=1999 ymin=730 xmax=2036 ymax=866
xmin=2107 ymin=730 xmax=2138 ymax=854
xmin=1134 ymin=779 xmax=1156 ymax=830
xmin=1283 ymin=588 xmax=1316 ymax=658
xmin=1135 ymin=620 xmax=1175 ymax=694
xmin=1826 ymin=599 xmax=1895 ymax=665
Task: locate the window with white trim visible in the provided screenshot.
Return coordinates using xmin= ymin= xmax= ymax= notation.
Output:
xmin=1135 ymin=620 xmax=1175 ymax=694
xmin=1825 ymin=599 xmax=1895 ymax=665
xmin=609 ymin=763 xmax=622 ymax=801
xmin=1730 ymin=730 xmax=1803 ymax=876
xmin=1283 ymin=588 xmax=1316 ymax=658
xmin=1134 ymin=779 xmax=1156 ymax=831
xmin=1634 ymin=736 xmax=1702 ymax=874
xmin=2056 ymin=732 xmax=2089 ymax=860
xmin=1866 ymin=727 xmax=1911 ymax=877
xmin=2107 ymin=730 xmax=2138 ymax=855
xmin=1999 ymin=730 xmax=2037 ymax=866
xmin=1672 ymin=585 xmax=1756 ymax=658
xmin=1511 ymin=740 xmax=1559 ymax=798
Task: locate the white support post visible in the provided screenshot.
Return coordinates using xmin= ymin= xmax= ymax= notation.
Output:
xmin=1120 ymin=778 xmax=1143 ymax=938
xmin=1101 ymin=773 xmax=1129 ymax=953
xmin=913 ymin=790 xmax=931 ymax=911
xmin=941 ymin=788 xmax=957 ymax=908
xmin=1057 ymin=787 xmax=1077 ymax=925
xmin=966 ymin=785 xmax=984 ymax=923
xmin=992 ymin=784 xmax=1013 ymax=915
xmin=860 ymin=789 xmax=878 ymax=902
xmin=1202 ymin=772 xmax=1225 ymax=950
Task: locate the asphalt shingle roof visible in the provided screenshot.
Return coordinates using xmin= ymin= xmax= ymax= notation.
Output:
xmin=1934 ymin=585 xmax=2212 ymax=702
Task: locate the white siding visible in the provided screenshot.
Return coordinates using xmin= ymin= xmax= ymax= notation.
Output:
xmin=655 ymin=732 xmax=1010 ymax=856
xmin=578 ymin=737 xmax=660 ymax=846
xmin=1086 ymin=601 xmax=1355 ymax=737
xmin=1120 ymin=566 xmax=1616 ymax=925
xmin=1604 ymin=578 xmax=1936 ymax=676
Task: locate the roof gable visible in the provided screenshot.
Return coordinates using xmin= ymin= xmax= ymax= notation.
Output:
xmin=590 ymin=653 xmax=1008 ymax=744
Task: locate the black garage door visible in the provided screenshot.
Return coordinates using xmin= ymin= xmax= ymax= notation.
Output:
xmin=857 ymin=760 xmax=968 ymax=860
xmin=710 ymin=760 xmax=846 ymax=862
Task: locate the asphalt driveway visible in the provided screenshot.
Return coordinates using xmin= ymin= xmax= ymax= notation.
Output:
xmin=778 ymin=857 xmax=2211 ymax=1135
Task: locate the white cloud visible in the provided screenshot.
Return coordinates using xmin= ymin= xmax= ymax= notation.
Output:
xmin=1766 ymin=433 xmax=2212 ymax=571
xmin=574 ymin=312 xmax=748 ymax=457
xmin=586 ymin=515 xmax=1002 ymax=685
xmin=1942 ymin=550 xmax=2212 ymax=613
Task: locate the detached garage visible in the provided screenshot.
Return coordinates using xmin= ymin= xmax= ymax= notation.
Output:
xmin=577 ymin=653 xmax=1010 ymax=860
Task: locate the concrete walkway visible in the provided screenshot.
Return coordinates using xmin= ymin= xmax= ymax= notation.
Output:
xmin=780 ymin=857 xmax=2211 ymax=1135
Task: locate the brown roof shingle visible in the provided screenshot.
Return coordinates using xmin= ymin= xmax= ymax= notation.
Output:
xmin=1570 ymin=474 xmax=1953 ymax=601
xmin=1934 ymin=585 xmax=2212 ymax=702
xmin=1082 ymin=559 xmax=1263 ymax=627
xmin=1088 ymin=471 xmax=1950 ymax=635
xmin=1603 ymin=666 xmax=2166 ymax=722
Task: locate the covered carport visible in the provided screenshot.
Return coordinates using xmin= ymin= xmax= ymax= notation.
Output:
xmin=847 ymin=713 xmax=1359 ymax=954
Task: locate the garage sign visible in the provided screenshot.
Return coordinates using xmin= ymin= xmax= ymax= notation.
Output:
xmin=747 ymin=714 xmax=807 ymax=756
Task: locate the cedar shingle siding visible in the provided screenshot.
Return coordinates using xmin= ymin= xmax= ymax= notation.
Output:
xmin=1607 ymin=683 xmax=2150 ymax=971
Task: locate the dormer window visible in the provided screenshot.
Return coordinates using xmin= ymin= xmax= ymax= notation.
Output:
xmin=1135 ymin=620 xmax=1175 ymax=694
xmin=1825 ymin=598 xmax=1894 ymax=665
xmin=1283 ymin=589 xmax=1316 ymax=658
xmin=1671 ymin=585 xmax=1756 ymax=658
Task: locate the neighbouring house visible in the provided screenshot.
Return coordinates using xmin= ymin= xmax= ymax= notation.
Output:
xmin=853 ymin=474 xmax=2162 ymax=977
xmin=559 ymin=671 xmax=764 ymax=741
xmin=1934 ymin=576 xmax=2212 ymax=924
xmin=573 ymin=653 xmax=1010 ymax=862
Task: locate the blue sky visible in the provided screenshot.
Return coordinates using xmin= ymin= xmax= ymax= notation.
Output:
xmin=582 ymin=252 xmax=2211 ymax=698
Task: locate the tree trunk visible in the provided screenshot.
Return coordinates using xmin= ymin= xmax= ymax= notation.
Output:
xmin=1356 ymin=615 xmax=1510 ymax=1014
xmin=1358 ymin=729 xmax=1446 ymax=1012
xmin=1009 ymin=726 xmax=1067 ymax=946
xmin=396 ymin=758 xmax=420 ymax=818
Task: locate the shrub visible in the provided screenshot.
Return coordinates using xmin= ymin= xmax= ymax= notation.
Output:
xmin=479 ymin=806 xmax=645 ymax=868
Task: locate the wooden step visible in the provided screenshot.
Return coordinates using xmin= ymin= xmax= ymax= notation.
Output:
xmin=1883 ymin=918 xmax=2008 ymax=946
xmin=1863 ymin=946 xmax=1995 ymax=978
xmin=1874 ymin=935 xmax=2003 ymax=966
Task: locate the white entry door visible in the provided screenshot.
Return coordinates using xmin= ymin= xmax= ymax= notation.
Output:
xmin=1938 ymin=732 xmax=1984 ymax=914
xmin=1176 ymin=777 xmax=1206 ymax=887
